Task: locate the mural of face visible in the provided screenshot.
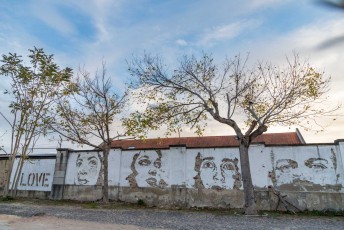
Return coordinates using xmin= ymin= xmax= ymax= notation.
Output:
xmin=271 ymin=148 xmax=338 ymax=190
xmin=194 ymin=152 xmax=241 ymax=190
xmin=75 ymin=153 xmax=100 ymax=185
xmin=126 ymin=150 xmax=167 ymax=188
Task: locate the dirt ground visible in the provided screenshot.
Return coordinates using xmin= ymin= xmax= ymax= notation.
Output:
xmin=0 ymin=214 xmax=148 ymax=230
xmin=1 ymin=201 xmax=343 ymax=230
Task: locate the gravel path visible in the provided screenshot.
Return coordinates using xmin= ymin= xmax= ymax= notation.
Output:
xmin=0 ymin=202 xmax=343 ymax=230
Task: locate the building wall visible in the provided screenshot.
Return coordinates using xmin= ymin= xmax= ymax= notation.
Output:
xmin=3 ymin=140 xmax=344 ymax=210
xmin=62 ymin=143 xmax=344 ymax=193
xmin=0 ymin=159 xmax=9 ymax=194
xmin=9 ymin=158 xmax=56 ymax=192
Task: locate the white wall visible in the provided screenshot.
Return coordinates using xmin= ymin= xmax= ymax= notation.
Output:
xmin=9 ymin=158 xmax=55 ymax=191
xmin=62 ymin=142 xmax=344 ymax=192
xmin=65 ymin=151 xmax=102 ymax=185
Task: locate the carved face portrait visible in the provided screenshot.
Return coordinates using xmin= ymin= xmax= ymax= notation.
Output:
xmin=126 ymin=150 xmax=167 ymax=188
xmin=271 ymin=148 xmax=338 ymax=190
xmin=75 ymin=153 xmax=100 ymax=185
xmin=194 ymin=152 xmax=241 ymax=190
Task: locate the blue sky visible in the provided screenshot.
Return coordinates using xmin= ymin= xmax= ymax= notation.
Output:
xmin=1 ymin=0 xmax=344 ymax=148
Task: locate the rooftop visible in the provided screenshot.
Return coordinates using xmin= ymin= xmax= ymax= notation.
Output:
xmin=111 ymin=130 xmax=305 ymax=150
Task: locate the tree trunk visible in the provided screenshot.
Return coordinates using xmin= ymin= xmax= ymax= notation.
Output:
xmin=11 ymin=155 xmax=26 ymax=198
xmin=239 ymin=141 xmax=257 ymax=215
xmin=3 ymin=154 xmax=17 ymax=197
xmin=3 ymin=158 xmax=12 ymax=197
xmin=102 ymin=146 xmax=109 ymax=203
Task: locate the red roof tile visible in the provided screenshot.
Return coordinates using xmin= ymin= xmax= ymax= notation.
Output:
xmin=111 ymin=131 xmax=304 ymax=150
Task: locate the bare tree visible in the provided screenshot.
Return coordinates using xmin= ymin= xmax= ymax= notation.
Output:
xmin=123 ymin=53 xmax=339 ymax=214
xmin=0 ymin=47 xmax=73 ymax=197
xmin=51 ymin=63 xmax=127 ymax=203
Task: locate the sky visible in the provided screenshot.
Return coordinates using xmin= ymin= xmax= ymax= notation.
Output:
xmin=0 ymin=0 xmax=344 ymax=152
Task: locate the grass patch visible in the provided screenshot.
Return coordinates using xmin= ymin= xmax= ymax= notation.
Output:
xmin=300 ymin=209 xmax=344 ymax=217
xmin=0 ymin=196 xmax=14 ymax=202
xmin=82 ymin=202 xmax=99 ymax=209
xmin=1 ymin=197 xmax=343 ymax=217
xmin=137 ymin=199 xmax=145 ymax=206
xmin=263 ymin=209 xmax=344 ymax=217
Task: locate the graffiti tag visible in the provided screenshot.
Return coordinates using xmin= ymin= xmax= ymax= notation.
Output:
xmin=19 ymin=172 xmax=51 ymax=187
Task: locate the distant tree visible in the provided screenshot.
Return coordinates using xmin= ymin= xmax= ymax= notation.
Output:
xmin=0 ymin=47 xmax=73 ymax=197
xmin=51 ymin=63 xmax=127 ymax=203
xmin=123 ymin=53 xmax=339 ymax=214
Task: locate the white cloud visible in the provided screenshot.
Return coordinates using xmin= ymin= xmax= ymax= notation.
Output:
xmin=1 ymin=0 xmax=344 ymax=148
xmin=30 ymin=1 xmax=76 ymax=36
xmin=249 ymin=0 xmax=286 ymax=9
xmin=234 ymin=17 xmax=344 ymax=143
xmin=61 ymin=0 xmax=123 ymax=43
xmin=199 ymin=19 xmax=262 ymax=46
xmin=176 ymin=39 xmax=188 ymax=46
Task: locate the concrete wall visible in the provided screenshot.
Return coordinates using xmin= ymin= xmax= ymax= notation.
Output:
xmin=61 ymin=143 xmax=343 ymax=192
xmin=3 ymin=140 xmax=344 ymax=211
xmin=9 ymin=158 xmax=55 ymax=192
xmin=52 ymin=140 xmax=344 ymax=210
xmin=263 ymin=145 xmax=343 ymax=192
xmin=0 ymin=155 xmax=55 ymax=198
xmin=0 ymin=158 xmax=9 ymax=195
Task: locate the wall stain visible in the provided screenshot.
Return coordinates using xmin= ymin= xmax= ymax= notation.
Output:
xmin=330 ymin=148 xmax=337 ymax=171
xmin=233 ymin=171 xmax=242 ymax=190
xmin=96 ymin=152 xmax=103 ymax=185
xmin=126 ymin=152 xmax=140 ymax=188
xmin=268 ymin=171 xmax=277 ymax=186
xmin=277 ymin=179 xmax=342 ymax=192
xmin=193 ymin=152 xmax=205 ymax=189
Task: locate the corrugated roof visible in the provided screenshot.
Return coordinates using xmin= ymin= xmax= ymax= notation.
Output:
xmin=111 ymin=131 xmax=304 ymax=150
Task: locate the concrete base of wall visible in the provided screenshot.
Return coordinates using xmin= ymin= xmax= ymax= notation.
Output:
xmin=59 ymin=185 xmax=245 ymax=208
xmin=10 ymin=186 xmax=344 ymax=211
xmin=12 ymin=190 xmax=51 ymax=199
xmin=256 ymin=190 xmax=344 ymax=211
xmin=62 ymin=185 xmax=103 ymax=201
xmin=58 ymin=186 xmax=344 ymax=211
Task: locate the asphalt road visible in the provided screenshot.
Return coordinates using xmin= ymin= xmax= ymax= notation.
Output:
xmin=0 ymin=201 xmax=343 ymax=230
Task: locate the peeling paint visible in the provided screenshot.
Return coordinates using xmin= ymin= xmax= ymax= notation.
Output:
xmin=193 ymin=152 xmax=205 ymax=189
xmin=277 ymin=179 xmax=342 ymax=192
xmin=232 ymin=171 xmax=242 ymax=190
xmin=96 ymin=152 xmax=104 ymax=185
xmin=275 ymin=159 xmax=298 ymax=172
xmin=74 ymin=152 xmax=101 ymax=185
xmin=126 ymin=152 xmax=139 ymax=188
xmin=330 ymin=148 xmax=337 ymax=171
xmin=304 ymin=158 xmax=328 ymax=170
xmin=269 ymin=145 xmax=341 ymax=192
xmin=126 ymin=150 xmax=168 ymax=189
xmin=58 ymin=142 xmax=343 ymax=194
xmin=268 ymin=171 xmax=277 ymax=186
xmin=193 ymin=152 xmax=241 ymax=190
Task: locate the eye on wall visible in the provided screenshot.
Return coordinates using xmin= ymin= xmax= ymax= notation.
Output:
xmin=138 ymin=156 xmax=151 ymax=166
xmin=275 ymin=159 xmax=298 ymax=173
xmin=304 ymin=158 xmax=328 ymax=170
xmin=202 ymin=158 xmax=216 ymax=170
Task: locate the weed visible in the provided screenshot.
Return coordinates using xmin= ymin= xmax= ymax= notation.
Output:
xmin=137 ymin=199 xmax=145 ymax=206
xmin=0 ymin=196 xmax=14 ymax=202
xmin=83 ymin=202 xmax=98 ymax=209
